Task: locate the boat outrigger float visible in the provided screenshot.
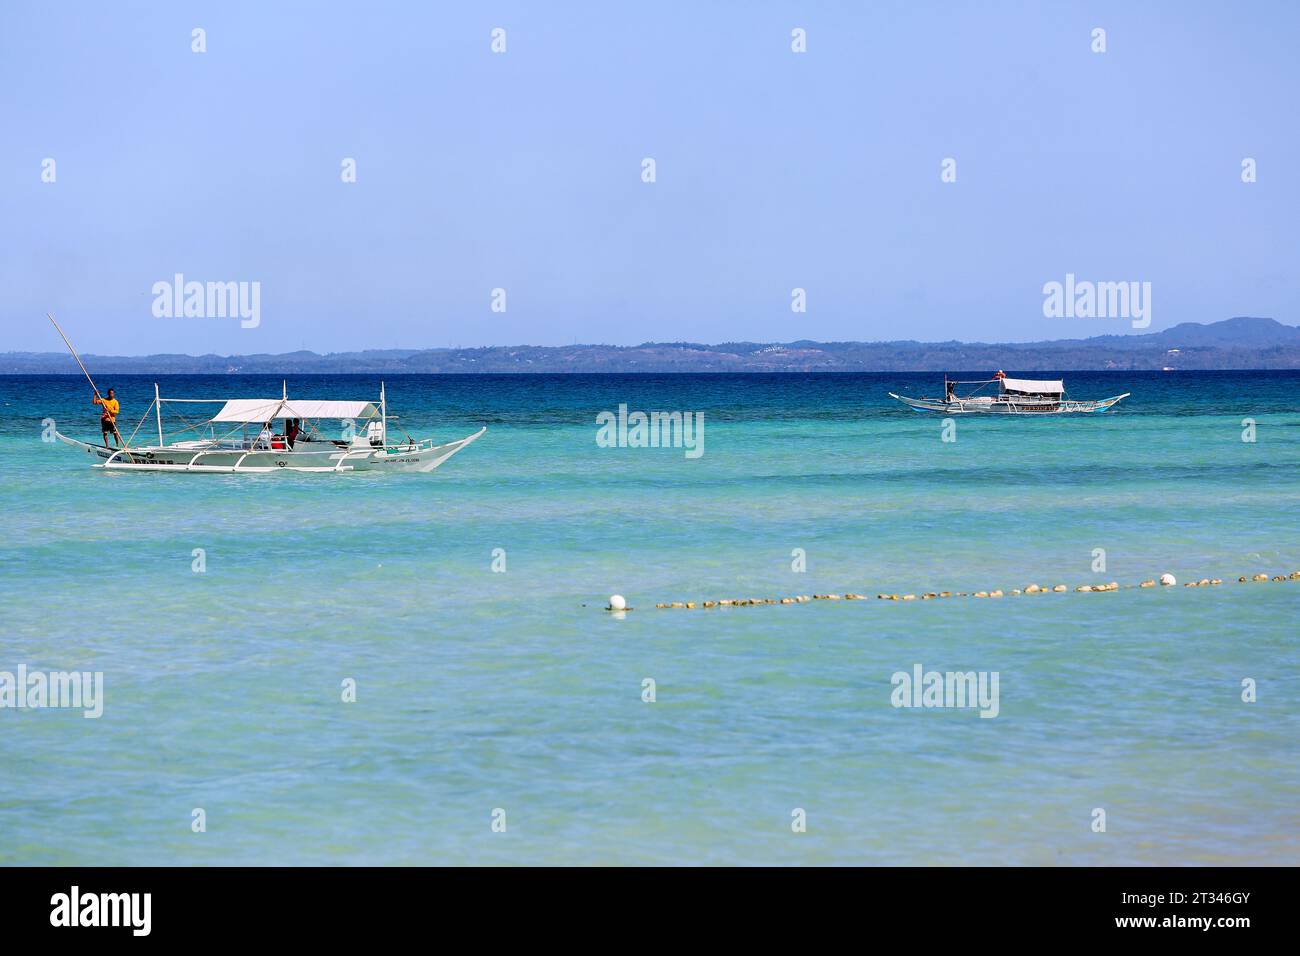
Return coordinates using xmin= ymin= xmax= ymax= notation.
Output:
xmin=57 ymin=383 xmax=486 ymax=473
xmin=889 ymin=371 xmax=1129 ymax=415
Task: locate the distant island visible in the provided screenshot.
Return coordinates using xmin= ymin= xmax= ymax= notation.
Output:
xmin=6 ymin=317 xmax=1300 ymax=374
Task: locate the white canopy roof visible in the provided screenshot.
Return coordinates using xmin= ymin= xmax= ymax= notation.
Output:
xmin=1001 ymin=377 xmax=1063 ymax=394
xmin=210 ymin=399 xmax=379 ymax=422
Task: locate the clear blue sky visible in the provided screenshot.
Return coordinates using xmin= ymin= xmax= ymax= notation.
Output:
xmin=2 ymin=1 xmax=1295 ymax=355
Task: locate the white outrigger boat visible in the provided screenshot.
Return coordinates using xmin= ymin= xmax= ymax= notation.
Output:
xmin=56 ymin=382 xmax=485 ymax=473
xmin=889 ymin=372 xmax=1128 ymax=415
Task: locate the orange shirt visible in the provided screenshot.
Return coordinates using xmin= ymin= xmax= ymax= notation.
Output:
xmin=96 ymin=397 xmax=119 ymax=418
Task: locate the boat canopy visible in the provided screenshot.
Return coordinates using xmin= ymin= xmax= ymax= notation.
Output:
xmin=1001 ymin=377 xmax=1063 ymax=394
xmin=210 ymin=399 xmax=380 ymax=422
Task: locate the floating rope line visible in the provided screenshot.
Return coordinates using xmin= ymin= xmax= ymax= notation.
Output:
xmin=647 ymin=572 xmax=1300 ymax=609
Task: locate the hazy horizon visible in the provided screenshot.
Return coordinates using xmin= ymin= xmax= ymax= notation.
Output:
xmin=4 ymin=1 xmax=1296 ymax=355
xmin=7 ymin=314 xmax=1291 ymax=360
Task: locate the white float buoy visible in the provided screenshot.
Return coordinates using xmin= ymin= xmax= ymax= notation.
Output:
xmin=1159 ymin=573 xmax=1176 ymax=586
xmin=607 ymin=594 xmax=627 ymax=611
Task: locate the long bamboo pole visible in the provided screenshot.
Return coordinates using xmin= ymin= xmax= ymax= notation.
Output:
xmin=46 ymin=312 xmax=129 ymax=451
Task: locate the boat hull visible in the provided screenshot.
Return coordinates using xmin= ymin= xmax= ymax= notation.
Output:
xmin=56 ymin=428 xmax=485 ymax=473
xmin=888 ymin=392 xmax=1129 ymax=414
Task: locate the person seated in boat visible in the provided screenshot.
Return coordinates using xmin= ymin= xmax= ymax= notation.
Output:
xmin=285 ymin=418 xmax=301 ymax=450
xmin=945 ymin=381 xmax=956 ymax=402
xmin=255 ymin=420 xmax=274 ymax=450
xmin=93 ymin=388 xmax=120 ymax=447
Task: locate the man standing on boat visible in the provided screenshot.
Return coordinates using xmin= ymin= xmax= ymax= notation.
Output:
xmin=93 ymin=388 xmax=120 ymax=447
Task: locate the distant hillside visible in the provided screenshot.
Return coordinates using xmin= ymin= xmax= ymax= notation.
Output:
xmin=5 ymin=317 xmax=1300 ymax=374
xmin=1151 ymin=317 xmax=1300 ymax=346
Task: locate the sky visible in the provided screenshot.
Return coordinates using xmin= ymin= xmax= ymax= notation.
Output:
xmin=1 ymin=1 xmax=1296 ymax=355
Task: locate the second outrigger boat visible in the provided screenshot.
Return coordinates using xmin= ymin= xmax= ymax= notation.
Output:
xmin=889 ymin=371 xmax=1128 ymax=415
xmin=57 ymin=382 xmax=485 ymax=473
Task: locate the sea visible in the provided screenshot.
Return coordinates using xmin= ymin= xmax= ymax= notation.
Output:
xmin=1 ymin=371 xmax=1297 ymax=865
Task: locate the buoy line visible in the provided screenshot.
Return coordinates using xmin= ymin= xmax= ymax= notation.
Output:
xmin=635 ymin=571 xmax=1300 ymax=610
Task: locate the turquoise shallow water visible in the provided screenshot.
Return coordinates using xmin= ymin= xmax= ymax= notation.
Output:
xmin=1 ymin=371 xmax=1298 ymax=865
